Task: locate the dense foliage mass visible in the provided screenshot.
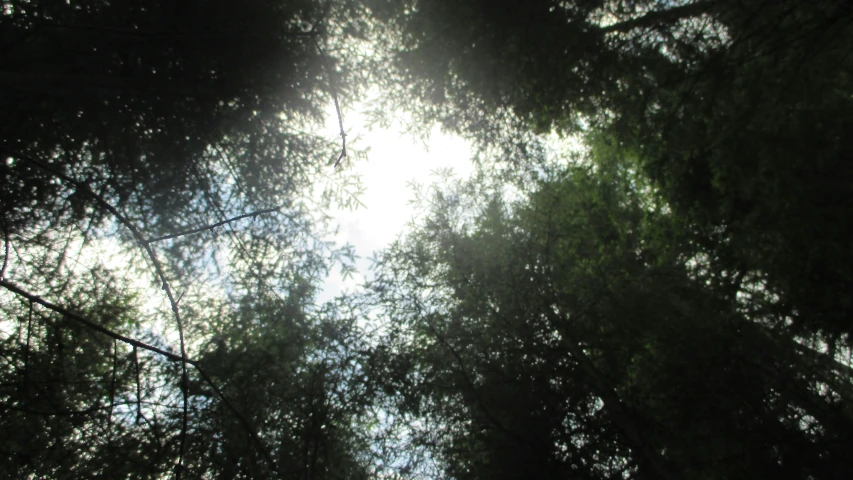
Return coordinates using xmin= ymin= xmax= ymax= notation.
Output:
xmin=1 ymin=0 xmax=373 ymax=477
xmin=1 ymin=0 xmax=851 ymax=478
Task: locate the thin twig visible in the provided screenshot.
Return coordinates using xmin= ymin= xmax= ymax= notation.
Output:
xmin=2 ymin=399 xmax=120 ymax=417
xmin=0 ymin=146 xmax=192 ymax=477
xmin=133 ymin=346 xmax=142 ymax=425
xmin=312 ymin=37 xmax=347 ymax=167
xmin=109 ymin=340 xmax=117 ymax=428
xmin=188 ymin=162 xmax=323 ymax=318
xmin=0 ymin=227 xmax=9 ymax=280
xmin=144 ymin=206 xmax=283 ymax=244
xmin=24 ymin=299 xmax=32 ymax=391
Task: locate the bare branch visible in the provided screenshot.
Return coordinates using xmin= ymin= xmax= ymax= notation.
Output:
xmin=25 ymin=300 xmax=32 ymax=388
xmin=0 ymin=227 xmax=9 ymax=280
xmin=108 ymin=340 xmax=118 ymax=428
xmin=133 ymin=346 xmax=143 ymax=425
xmin=2 ymin=399 xmax=107 ymax=417
xmin=0 ymin=279 xmax=194 ymax=364
xmin=312 ymin=37 xmax=348 ymax=168
xmin=600 ymin=0 xmax=717 ymax=34
xmin=145 ymin=206 xmax=284 ymax=244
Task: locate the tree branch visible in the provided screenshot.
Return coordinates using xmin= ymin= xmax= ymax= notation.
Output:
xmin=312 ymin=37 xmax=347 ymax=168
xmin=133 ymin=346 xmax=143 ymax=425
xmin=0 ymin=227 xmax=9 ymax=280
xmin=145 ymin=206 xmax=284 ymax=244
xmin=0 ymin=279 xmax=193 ymax=364
xmin=108 ymin=340 xmax=118 ymax=428
xmin=600 ymin=0 xmax=717 ymax=34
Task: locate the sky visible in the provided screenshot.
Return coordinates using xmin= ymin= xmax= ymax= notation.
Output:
xmin=317 ymin=106 xmax=475 ymax=302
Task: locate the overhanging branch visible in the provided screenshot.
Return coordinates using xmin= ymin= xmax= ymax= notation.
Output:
xmin=0 ymin=279 xmax=193 ymax=364
xmin=600 ymin=0 xmax=717 ymax=34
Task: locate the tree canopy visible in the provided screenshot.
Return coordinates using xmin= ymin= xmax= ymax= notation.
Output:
xmin=367 ymin=0 xmax=853 ymax=341
xmin=2 ymin=0 xmax=852 ymax=478
xmin=368 ymin=161 xmax=853 ymax=479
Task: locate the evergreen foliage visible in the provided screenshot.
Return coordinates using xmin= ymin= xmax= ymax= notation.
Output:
xmin=2 ymin=0 xmax=852 ymax=478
